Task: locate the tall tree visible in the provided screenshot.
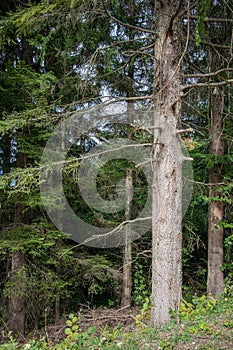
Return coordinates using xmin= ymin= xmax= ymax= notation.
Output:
xmin=180 ymin=0 xmax=233 ymax=299
xmin=188 ymin=0 xmax=233 ymax=298
xmin=207 ymin=85 xmax=224 ymax=297
xmin=151 ymin=0 xmax=183 ymax=326
xmin=0 ymin=0 xmax=121 ymax=334
xmin=205 ymin=0 xmax=233 ymax=297
xmin=121 ymin=168 xmax=133 ymax=307
xmin=7 ymin=153 xmax=28 ymax=336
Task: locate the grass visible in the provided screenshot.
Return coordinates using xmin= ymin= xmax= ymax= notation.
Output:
xmin=1 ymin=295 xmax=233 ymax=349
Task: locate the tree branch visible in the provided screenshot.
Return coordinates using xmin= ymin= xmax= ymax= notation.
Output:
xmin=59 ymin=216 xmax=152 ymax=256
xmin=101 ymin=0 xmax=155 ymax=35
xmin=183 ymin=68 xmax=233 ymax=78
xmin=17 ymin=0 xmax=30 ymax=7
xmin=182 ymin=79 xmax=233 ymax=90
xmin=201 ymin=40 xmax=232 ymax=50
xmin=184 ymin=15 xmax=233 ymax=23
xmin=176 ymin=128 xmax=193 ymax=134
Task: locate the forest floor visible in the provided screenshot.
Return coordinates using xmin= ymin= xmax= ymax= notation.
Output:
xmin=1 ymin=296 xmax=233 ymax=349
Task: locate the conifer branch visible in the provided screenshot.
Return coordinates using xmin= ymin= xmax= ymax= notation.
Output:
xmin=101 ymin=0 xmax=156 ymax=35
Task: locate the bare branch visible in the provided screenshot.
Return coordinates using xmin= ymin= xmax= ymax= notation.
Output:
xmin=182 ymin=79 xmax=233 ymax=90
xmin=201 ymin=40 xmax=232 ymax=50
xmin=110 ymin=95 xmax=153 ymax=101
xmin=101 ymin=0 xmax=155 ymax=35
xmin=17 ymin=0 xmax=30 ymax=6
xmin=183 ymin=68 xmax=233 ymax=79
xmin=187 ymin=179 xmax=227 ymax=187
xmin=118 ymin=250 xmax=152 ymax=272
xmin=184 ymin=15 xmax=233 ymax=23
xmin=182 ymin=156 xmax=194 ymax=162
xmin=59 ymin=216 xmax=152 ymax=257
xmin=40 ymin=143 xmax=153 ymax=170
xmin=135 ymin=159 xmax=151 ymax=168
xmin=176 ymin=128 xmax=193 ymax=134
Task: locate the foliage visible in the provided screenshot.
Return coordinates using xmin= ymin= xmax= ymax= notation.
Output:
xmin=63 ymin=314 xmax=99 ymax=349
xmin=1 ymin=296 xmax=233 ymax=349
xmin=132 ymin=261 xmax=151 ymax=306
xmin=196 ymin=0 xmax=211 ymax=46
xmin=0 ymin=0 xmax=233 ymax=339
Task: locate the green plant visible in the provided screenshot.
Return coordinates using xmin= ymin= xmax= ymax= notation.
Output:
xmin=223 ymin=319 xmax=233 ymax=329
xmin=23 ymin=338 xmax=47 ymax=350
xmin=63 ymin=313 xmax=100 ymax=349
xmin=159 ymin=339 xmax=172 ymax=349
xmin=64 ymin=313 xmax=79 ymax=342
xmin=132 ymin=262 xmax=151 ymax=306
xmin=0 ymin=331 xmax=18 ymax=350
xmin=134 ymin=297 xmax=151 ymax=329
xmin=179 ymin=294 xmax=217 ymax=320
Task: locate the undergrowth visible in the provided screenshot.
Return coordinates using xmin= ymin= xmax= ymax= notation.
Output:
xmin=1 ymin=295 xmax=233 ymax=349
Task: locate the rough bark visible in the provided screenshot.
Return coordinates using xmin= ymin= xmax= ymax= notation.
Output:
xmin=55 ymin=125 xmax=66 ymax=322
xmin=8 ymin=251 xmax=26 ymax=336
xmin=8 ymin=153 xmax=27 ymax=335
xmin=121 ymin=169 xmax=133 ymax=307
xmin=207 ymin=86 xmax=224 ymax=297
xmin=121 ymin=8 xmax=135 ymax=307
xmin=151 ymin=0 xmax=183 ymax=327
xmin=21 ymin=36 xmax=34 ymax=66
xmin=55 ymin=256 xmax=61 ymax=323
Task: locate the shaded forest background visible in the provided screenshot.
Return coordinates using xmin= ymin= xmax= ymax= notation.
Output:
xmin=0 ymin=0 xmax=233 ymax=338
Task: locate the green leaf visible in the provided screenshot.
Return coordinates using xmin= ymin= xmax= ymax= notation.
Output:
xmin=65 ymin=328 xmax=72 ymax=335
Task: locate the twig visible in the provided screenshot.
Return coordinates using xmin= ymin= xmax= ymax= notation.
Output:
xmin=101 ymin=0 xmax=155 ymax=35
xmin=116 ymin=305 xmax=131 ymax=312
xmin=176 ymin=128 xmax=193 ymax=134
xmin=182 ymin=79 xmax=233 ymax=90
xmin=59 ymin=216 xmax=152 ymax=258
xmin=185 ymin=15 xmax=233 ymax=23
xmin=183 ymin=68 xmax=233 ymax=78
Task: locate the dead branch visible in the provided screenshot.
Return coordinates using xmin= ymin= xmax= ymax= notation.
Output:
xmin=182 ymin=79 xmax=233 ymax=90
xmin=184 ymin=15 xmax=233 ymax=23
xmin=101 ymin=0 xmax=155 ymax=35
xmin=176 ymin=128 xmax=193 ymax=134
xmin=183 ymin=68 xmax=233 ymax=79
xmin=201 ymin=40 xmax=232 ymax=50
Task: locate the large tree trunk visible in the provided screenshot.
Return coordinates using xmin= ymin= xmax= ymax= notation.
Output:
xmin=207 ymin=86 xmax=224 ymax=297
xmin=121 ymin=169 xmax=133 ymax=307
xmin=151 ymin=0 xmax=183 ymax=327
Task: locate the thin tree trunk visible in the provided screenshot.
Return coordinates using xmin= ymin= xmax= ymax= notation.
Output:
xmin=55 ymin=124 xmax=66 ymax=322
xmin=207 ymin=86 xmax=224 ymax=297
xmin=8 ymin=251 xmax=25 ymax=336
xmin=21 ymin=36 xmax=34 ymax=66
xmin=8 ymin=153 xmax=27 ymax=335
xmin=55 ymin=270 xmax=61 ymax=323
xmin=121 ymin=6 xmax=135 ymax=307
xmin=121 ymin=169 xmax=133 ymax=307
xmin=151 ymin=1 xmax=183 ymax=327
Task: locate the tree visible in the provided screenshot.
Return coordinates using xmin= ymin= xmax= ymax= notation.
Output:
xmin=150 ymin=0 xmax=184 ymax=326
xmin=205 ymin=1 xmax=233 ymax=297
xmin=121 ymin=168 xmax=133 ymax=307
xmin=184 ymin=0 xmax=233 ymax=298
xmin=208 ymin=86 xmax=224 ymax=297
xmin=0 ymin=0 xmax=121 ymax=334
